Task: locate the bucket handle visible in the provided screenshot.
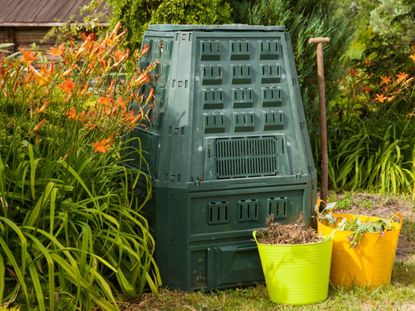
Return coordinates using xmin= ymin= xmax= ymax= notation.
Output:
xmin=390 ymin=212 xmax=403 ymax=226
xmin=252 ymin=231 xmax=258 ymax=243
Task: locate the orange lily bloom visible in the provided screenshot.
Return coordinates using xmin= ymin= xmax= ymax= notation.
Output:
xmin=59 ymin=78 xmax=75 ymax=94
xmin=374 ymin=94 xmax=387 ymax=103
xmin=98 ymin=96 xmax=113 ymax=105
xmin=92 ymin=135 xmax=114 ymax=154
xmin=34 ymin=119 xmax=46 ymax=132
xmin=133 ymin=73 xmax=151 ymax=86
xmin=363 ymin=86 xmax=372 ymax=94
xmin=396 ymin=72 xmax=409 ymax=82
xmin=137 ymin=44 xmax=150 ymax=58
xmin=66 ymin=107 xmax=77 ymax=119
xmin=19 ymin=48 xmax=36 ymax=65
xmin=38 ymin=100 xmax=49 ymax=113
xmin=47 ymin=43 xmax=65 ymax=57
xmin=380 ymin=76 xmax=391 ymax=85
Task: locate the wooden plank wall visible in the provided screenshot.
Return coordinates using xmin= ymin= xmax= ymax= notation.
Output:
xmin=0 ymin=27 xmax=55 ymax=51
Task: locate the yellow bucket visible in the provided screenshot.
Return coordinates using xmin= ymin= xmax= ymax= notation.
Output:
xmin=317 ymin=212 xmax=402 ymax=287
xmin=253 ymin=231 xmax=332 ymax=305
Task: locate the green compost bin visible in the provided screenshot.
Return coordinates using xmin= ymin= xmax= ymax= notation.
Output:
xmin=130 ymin=24 xmax=317 ymax=290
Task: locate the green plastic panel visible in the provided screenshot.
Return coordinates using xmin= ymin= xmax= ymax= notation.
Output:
xmin=147 ymin=183 xmax=314 ymax=290
xmin=131 ymin=24 xmax=317 ymax=290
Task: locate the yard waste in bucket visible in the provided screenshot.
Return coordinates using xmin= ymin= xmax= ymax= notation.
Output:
xmin=317 ymin=212 xmax=402 ymax=287
xmin=253 ymin=231 xmax=332 ymax=305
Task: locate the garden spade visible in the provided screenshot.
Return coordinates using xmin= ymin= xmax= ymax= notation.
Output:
xmin=308 ymin=37 xmax=330 ymax=206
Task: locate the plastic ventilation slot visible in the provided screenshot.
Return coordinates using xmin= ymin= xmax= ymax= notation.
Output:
xmin=238 ymin=199 xmax=259 ymax=222
xmin=267 ymin=197 xmax=288 ymax=219
xmin=263 ymin=111 xmax=284 ymax=130
xmin=203 ymin=89 xmax=224 ymax=109
xmin=214 ymin=136 xmax=281 ymax=178
xmin=231 ymin=64 xmax=252 ymax=84
xmin=234 ymin=113 xmax=255 ymax=132
xmin=262 ymin=87 xmax=282 ymax=107
xmin=202 ymin=65 xmax=223 ymax=85
xmin=230 ymin=41 xmax=250 ymax=60
xmin=261 ymin=64 xmax=281 ymax=83
xmin=208 ymin=201 xmax=229 ymax=224
xmin=233 ymin=88 xmax=254 ymax=108
xmin=200 ymin=41 xmax=221 ymax=60
xmin=204 ymin=113 xmax=226 ymax=133
xmin=260 ymin=40 xmax=280 ymax=60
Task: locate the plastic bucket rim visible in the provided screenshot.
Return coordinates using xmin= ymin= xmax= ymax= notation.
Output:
xmin=253 ymin=230 xmax=332 ymax=248
xmin=318 ymin=212 xmax=403 ymax=235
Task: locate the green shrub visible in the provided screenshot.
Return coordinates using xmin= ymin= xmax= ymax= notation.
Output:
xmin=327 ymin=119 xmax=415 ymax=197
xmin=247 ymin=0 xmax=354 ymax=137
xmin=0 ymin=24 xmax=161 ymax=310
xmin=150 ymin=0 xmax=231 ymax=25
xmin=107 ymin=0 xmax=231 ymax=50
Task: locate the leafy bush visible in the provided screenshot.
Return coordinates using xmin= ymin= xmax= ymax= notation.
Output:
xmin=327 ymin=119 xmax=415 ymax=197
xmin=325 ymin=49 xmax=415 ymax=197
xmin=0 ymin=24 xmax=160 ymax=310
xmin=247 ymin=0 xmax=354 ymax=139
xmin=150 ymin=0 xmax=231 ymax=25
xmin=107 ymin=0 xmax=231 ymax=50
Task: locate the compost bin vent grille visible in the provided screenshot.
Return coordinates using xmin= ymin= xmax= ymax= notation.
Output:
xmin=214 ymin=136 xmax=282 ymax=179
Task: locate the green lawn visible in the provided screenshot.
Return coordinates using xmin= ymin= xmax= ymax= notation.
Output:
xmin=123 ymin=255 xmax=415 ymax=310
xmin=124 ymin=193 xmax=415 ymax=311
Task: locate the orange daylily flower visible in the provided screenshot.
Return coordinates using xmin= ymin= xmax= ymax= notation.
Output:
xmin=47 ymin=43 xmax=65 ymax=57
xmin=92 ymin=135 xmax=114 ymax=154
xmin=146 ymin=88 xmax=155 ymax=104
xmin=28 ymin=65 xmax=49 ymax=86
xmin=115 ymin=96 xmax=128 ymax=109
xmin=34 ymin=119 xmax=46 ymax=132
xmin=386 ymin=95 xmax=395 ymax=102
xmin=38 ymin=100 xmax=49 ymax=113
xmin=363 ymin=58 xmax=373 ymax=66
xmin=137 ymin=44 xmax=150 ymax=58
xmin=396 ymin=72 xmax=409 ymax=82
xmin=19 ymin=48 xmax=36 ymax=65
xmin=59 ymin=79 xmax=75 ymax=94
xmin=98 ymin=96 xmax=113 ymax=105
xmin=380 ymin=76 xmax=391 ymax=85
xmin=374 ymin=93 xmax=387 ymax=103
xmin=114 ymin=50 xmax=127 ymax=62
xmin=62 ymin=65 xmax=77 ymax=77
xmin=133 ymin=73 xmax=151 ymax=86
xmin=66 ymin=107 xmax=77 ymax=119
xmin=79 ymin=83 xmax=90 ymax=96
xmin=124 ymin=110 xmax=143 ymax=127
xmin=348 ymin=68 xmax=358 ymax=77
xmin=99 ymin=58 xmax=107 ymax=71
xmin=409 ymin=54 xmax=415 ymax=62
xmin=363 ymin=86 xmax=372 ymax=94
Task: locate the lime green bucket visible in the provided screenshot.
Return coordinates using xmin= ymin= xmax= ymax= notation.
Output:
xmin=253 ymin=231 xmax=332 ymax=305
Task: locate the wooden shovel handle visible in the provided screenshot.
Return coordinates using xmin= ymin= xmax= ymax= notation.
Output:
xmin=308 ymin=37 xmax=330 ymax=44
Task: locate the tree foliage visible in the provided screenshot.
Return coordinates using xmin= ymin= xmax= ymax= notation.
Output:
xmin=107 ymin=0 xmax=231 ymax=50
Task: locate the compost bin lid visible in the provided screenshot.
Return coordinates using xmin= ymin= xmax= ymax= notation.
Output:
xmin=148 ymin=24 xmax=286 ymax=32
